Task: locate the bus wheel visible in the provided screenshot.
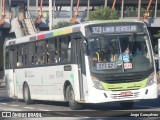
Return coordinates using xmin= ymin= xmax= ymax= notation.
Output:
xmin=23 ymin=84 xmax=32 ymax=105
xmin=66 ymin=85 xmax=82 ymax=110
xmin=119 ymin=101 xmax=134 ymax=109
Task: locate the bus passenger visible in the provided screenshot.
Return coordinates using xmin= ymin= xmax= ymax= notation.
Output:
xmin=110 ymin=50 xmax=118 ymax=62
xmin=92 ymin=52 xmax=100 ymax=62
xmin=118 ymin=47 xmax=132 ymax=65
xmin=41 ymin=53 xmax=45 ymax=64
xmin=35 ymin=56 xmax=40 ymax=65
xmin=47 ymin=52 xmax=49 ymax=63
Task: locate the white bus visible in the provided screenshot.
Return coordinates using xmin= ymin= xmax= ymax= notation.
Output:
xmin=4 ymin=20 xmax=157 ymax=110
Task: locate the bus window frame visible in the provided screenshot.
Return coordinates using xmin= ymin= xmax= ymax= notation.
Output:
xmin=8 ymin=34 xmax=78 ymax=69
xmin=5 ymin=47 xmax=9 ymax=69
xmin=5 ymin=32 xmax=87 ymax=70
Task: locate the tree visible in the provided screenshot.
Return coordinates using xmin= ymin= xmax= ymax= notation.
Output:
xmin=52 ymin=7 xmax=119 ymax=30
xmin=52 ymin=21 xmax=76 ymax=30
xmin=89 ymin=7 xmax=119 ymax=20
xmin=154 ymin=31 xmax=160 ymax=38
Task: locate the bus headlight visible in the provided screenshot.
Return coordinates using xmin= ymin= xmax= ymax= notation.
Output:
xmin=146 ymin=73 xmax=155 ymax=86
xmin=91 ymin=76 xmax=104 ymax=90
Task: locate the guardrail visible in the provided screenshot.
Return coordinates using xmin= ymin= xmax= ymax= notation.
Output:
xmin=28 ymin=10 xmax=160 ymax=19
xmin=29 ymin=10 xmax=87 ymax=19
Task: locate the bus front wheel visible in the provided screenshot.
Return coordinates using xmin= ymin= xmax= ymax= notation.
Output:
xmin=66 ymin=85 xmax=82 ymax=110
xmin=119 ymin=101 xmax=134 ymax=109
xmin=23 ymin=84 xmax=32 ymax=105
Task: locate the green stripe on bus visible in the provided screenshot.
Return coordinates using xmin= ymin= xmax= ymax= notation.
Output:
xmin=101 ymin=77 xmax=148 ymax=91
xmin=16 ymin=78 xmax=19 ymax=85
xmin=70 ymin=74 xmax=74 ymax=85
xmin=53 ymin=27 xmax=72 ymax=36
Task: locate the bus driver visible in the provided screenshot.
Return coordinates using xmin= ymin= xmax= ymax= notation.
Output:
xmin=118 ymin=47 xmax=132 ymax=66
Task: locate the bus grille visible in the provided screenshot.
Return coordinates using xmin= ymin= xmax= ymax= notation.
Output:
xmin=110 ymin=92 xmax=140 ymax=99
xmin=102 ymin=76 xmax=146 ymax=84
xmin=92 ymin=69 xmax=153 ymax=84
xmin=100 ymin=75 xmax=146 ymax=84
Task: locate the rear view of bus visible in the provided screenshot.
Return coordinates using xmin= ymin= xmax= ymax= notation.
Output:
xmin=83 ymin=21 xmax=157 ymax=109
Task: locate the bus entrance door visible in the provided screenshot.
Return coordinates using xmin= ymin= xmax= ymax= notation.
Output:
xmin=75 ymin=38 xmax=86 ymax=101
xmin=8 ymin=49 xmax=17 ymax=98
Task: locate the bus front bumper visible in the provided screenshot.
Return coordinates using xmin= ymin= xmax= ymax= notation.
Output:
xmin=85 ymin=83 xmax=158 ymax=103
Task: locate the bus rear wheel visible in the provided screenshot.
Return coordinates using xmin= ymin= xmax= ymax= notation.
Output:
xmin=23 ymin=84 xmax=32 ymax=105
xmin=66 ymin=85 xmax=82 ymax=110
xmin=119 ymin=101 xmax=134 ymax=109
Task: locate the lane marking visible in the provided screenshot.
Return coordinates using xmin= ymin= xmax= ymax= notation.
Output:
xmin=24 ymin=107 xmax=34 ymax=110
xmin=10 ymin=105 xmax=19 ymax=107
xmin=54 ymin=112 xmax=68 ymax=115
xmin=0 ymin=108 xmax=7 ymax=111
xmin=74 ymin=115 xmax=85 ymax=117
xmin=6 ymin=108 xmax=22 ymax=111
xmin=38 ymin=109 xmax=50 ymax=111
xmin=0 ymin=103 xmax=7 ymax=105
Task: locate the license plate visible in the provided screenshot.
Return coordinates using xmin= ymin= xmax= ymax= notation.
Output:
xmin=120 ymin=91 xmax=132 ymax=96
xmin=124 ymin=63 xmax=132 ymax=69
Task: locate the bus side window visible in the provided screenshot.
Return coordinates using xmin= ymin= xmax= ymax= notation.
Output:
xmin=35 ymin=41 xmax=46 ymax=65
xmin=48 ymin=38 xmax=56 ymax=64
xmin=59 ymin=36 xmax=71 ymax=63
xmin=68 ymin=41 xmax=71 ymax=62
xmin=5 ymin=49 xmax=9 ymax=69
xmin=17 ymin=45 xmax=23 ymax=67
xmin=22 ymin=44 xmax=28 ymax=66
xmin=28 ymin=43 xmax=34 ymax=65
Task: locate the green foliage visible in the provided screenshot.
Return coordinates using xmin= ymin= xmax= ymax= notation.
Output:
xmin=52 ymin=21 xmax=76 ymax=30
xmin=89 ymin=7 xmax=119 ymax=20
xmin=125 ymin=6 xmax=134 ymax=12
xmin=154 ymin=45 xmax=158 ymax=54
xmin=154 ymin=31 xmax=160 ymax=38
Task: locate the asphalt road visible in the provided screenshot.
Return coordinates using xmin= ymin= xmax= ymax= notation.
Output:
xmin=0 ymin=85 xmax=160 ymax=120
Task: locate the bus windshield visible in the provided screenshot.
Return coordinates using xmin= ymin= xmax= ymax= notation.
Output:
xmin=87 ymin=33 xmax=154 ymax=74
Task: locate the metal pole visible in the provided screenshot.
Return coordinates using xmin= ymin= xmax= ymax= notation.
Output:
xmin=70 ymin=0 xmax=73 ymax=19
xmin=49 ymin=0 xmax=53 ymax=30
xmin=105 ymin=0 xmax=107 ymax=7
xmin=9 ymin=0 xmax=11 ymax=5
xmin=121 ymin=0 xmax=124 ymax=19
xmin=154 ymin=0 xmax=158 ymax=18
xmin=0 ymin=0 xmax=2 ymax=16
xmin=53 ymin=0 xmax=55 ymax=20
xmin=36 ymin=0 xmax=38 ymax=16
xmin=87 ymin=0 xmax=90 ymax=20
xmin=27 ymin=0 xmax=30 ymax=10
xmin=158 ymin=39 xmax=160 ymax=69
xmin=138 ymin=0 xmax=141 ymax=19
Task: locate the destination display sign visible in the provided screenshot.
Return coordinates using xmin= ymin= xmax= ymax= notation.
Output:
xmin=87 ymin=23 xmax=144 ymax=35
xmin=91 ymin=26 xmax=137 ymax=34
xmin=96 ymin=62 xmax=118 ymax=70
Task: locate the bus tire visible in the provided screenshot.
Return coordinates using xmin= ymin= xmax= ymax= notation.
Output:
xmin=66 ymin=85 xmax=82 ymax=110
xmin=23 ymin=84 xmax=32 ymax=105
xmin=119 ymin=101 xmax=134 ymax=109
